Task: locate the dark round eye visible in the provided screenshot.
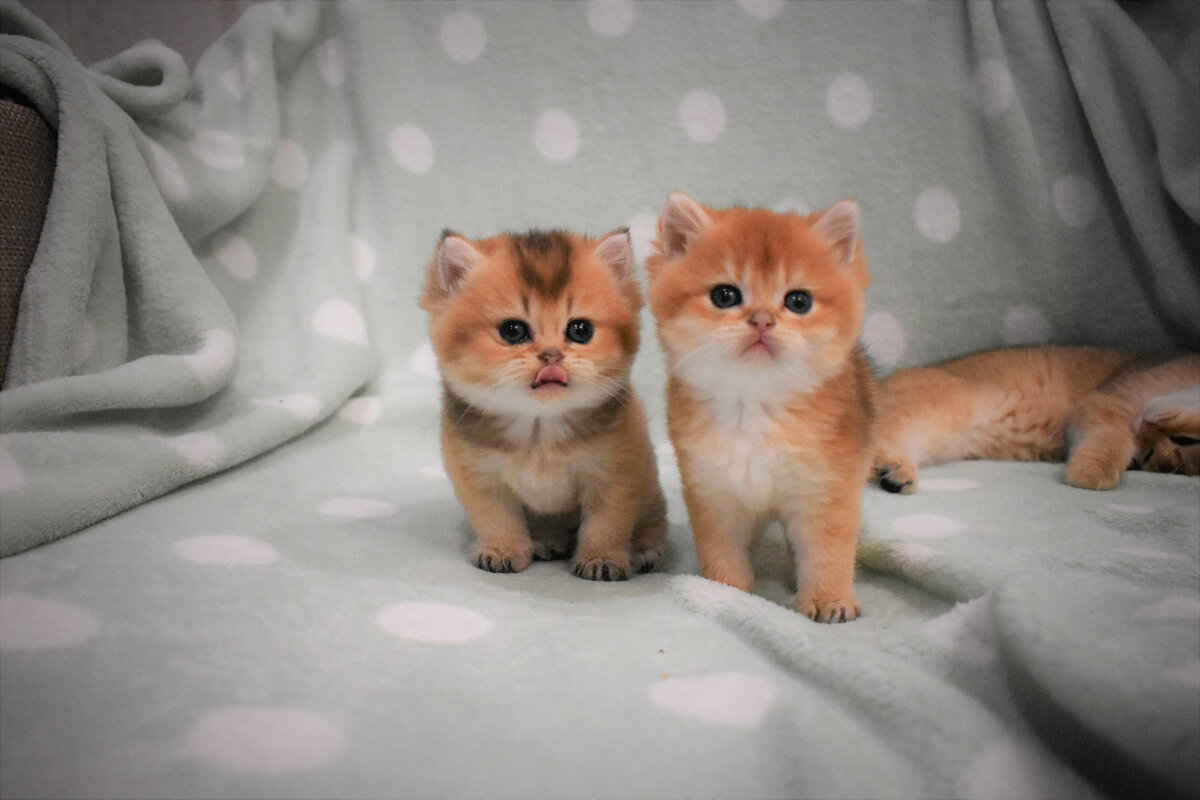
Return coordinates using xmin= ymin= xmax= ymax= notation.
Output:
xmin=784 ymin=290 xmax=814 ymax=315
xmin=710 ymin=284 xmax=742 ymax=309
xmin=497 ymin=319 xmax=531 ymax=344
xmin=565 ymin=319 xmax=594 ymax=344
xmin=1169 ymin=435 xmax=1200 ymax=447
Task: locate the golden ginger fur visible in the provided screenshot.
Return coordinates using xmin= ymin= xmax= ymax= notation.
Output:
xmin=419 ymin=228 xmax=667 ymax=580
xmin=874 ymin=346 xmax=1200 ymax=492
xmin=646 ymin=192 xmax=876 ymax=623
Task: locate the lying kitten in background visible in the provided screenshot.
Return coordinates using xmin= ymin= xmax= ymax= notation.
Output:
xmin=873 ymin=346 xmax=1200 ymax=493
xmin=419 ymin=228 xmax=667 ymax=580
xmin=646 ymin=192 xmax=876 ymax=623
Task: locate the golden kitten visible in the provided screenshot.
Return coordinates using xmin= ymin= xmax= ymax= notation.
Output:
xmin=419 ymin=228 xmax=667 ymax=580
xmin=873 ymin=346 xmax=1200 ymax=492
xmin=646 ymin=192 xmax=877 ymax=623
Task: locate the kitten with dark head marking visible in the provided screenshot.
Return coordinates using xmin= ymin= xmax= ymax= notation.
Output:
xmin=646 ymin=192 xmax=877 ymax=623
xmin=419 ymin=228 xmax=667 ymax=580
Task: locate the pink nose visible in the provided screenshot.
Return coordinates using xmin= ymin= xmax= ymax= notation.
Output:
xmin=748 ymin=312 xmax=775 ymax=331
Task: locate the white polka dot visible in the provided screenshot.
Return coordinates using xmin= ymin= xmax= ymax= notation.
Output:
xmin=971 ymin=59 xmax=1015 ymax=118
xmin=376 ymin=602 xmax=492 ymax=644
xmin=1135 ymin=595 xmax=1200 ymax=620
xmin=74 ymin=318 xmax=96 ymax=368
xmin=628 ymin=212 xmax=658 ymax=264
xmin=774 ymin=198 xmax=810 ymax=215
xmin=889 ymin=540 xmax=944 ymax=568
xmin=1002 ymin=304 xmax=1051 ymax=346
xmin=215 ymin=234 xmax=257 ymax=281
xmin=174 ymin=535 xmax=279 ymax=565
xmin=649 ymin=672 xmax=777 ymax=727
xmin=1163 ymin=661 xmax=1200 ymax=688
xmin=318 ymin=496 xmax=397 ymax=519
xmin=923 ymin=596 xmax=997 ymax=665
xmin=679 ymin=89 xmax=726 ymax=144
xmin=440 ymin=10 xmax=487 ymax=62
xmin=188 ymin=129 xmax=246 ymax=171
xmin=0 ymin=595 xmax=98 ymax=650
xmin=312 ymin=299 xmax=368 ymax=346
xmin=410 ymin=341 xmax=440 ymax=379
xmin=1114 ymin=547 xmax=1180 ymax=560
xmin=1107 ymin=504 xmax=1155 ymax=515
xmin=862 ymin=311 xmax=906 ymax=367
xmin=1052 ymin=174 xmax=1099 ymax=228
xmin=183 ymin=329 xmax=237 ymax=389
xmin=270 ymin=139 xmax=309 ymax=189
xmin=587 ymin=0 xmax=633 ymax=37
xmin=317 ymin=37 xmax=346 ymax=86
xmin=0 ymin=447 xmax=24 ymax=491
xmin=825 ymin=73 xmax=872 ymax=129
xmin=189 ymin=707 xmax=345 ymax=774
xmin=338 ymin=396 xmax=383 ymax=425
xmin=147 ymin=138 xmax=189 ymax=202
xmin=252 ymin=393 xmax=321 ymax=421
xmin=1179 ymin=30 xmax=1200 ymax=85
xmin=419 ymin=462 xmax=448 ymax=480
xmin=389 ymin=124 xmax=434 ymax=175
xmin=350 ymin=236 xmax=376 ymax=283
xmin=162 ymin=432 xmax=227 ymax=468
xmin=220 ymin=52 xmax=258 ymax=99
xmin=891 ymin=513 xmax=966 ymax=539
xmin=533 ymin=109 xmax=581 ymax=162
xmin=964 ymin=739 xmax=1098 ymax=800
xmin=738 ymin=0 xmax=783 ymax=20
xmin=920 ymin=477 xmax=980 ymax=492
xmin=914 ymin=187 xmax=960 ymax=243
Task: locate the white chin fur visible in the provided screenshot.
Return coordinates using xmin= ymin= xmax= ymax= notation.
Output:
xmin=670 ymin=340 xmax=837 ymax=415
xmin=443 ymin=371 xmax=610 ymax=419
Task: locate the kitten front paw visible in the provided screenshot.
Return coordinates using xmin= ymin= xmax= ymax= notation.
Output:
xmin=797 ymin=595 xmax=861 ymax=623
xmin=875 ymin=461 xmax=917 ymax=494
xmin=474 ymin=545 xmax=532 ymax=574
xmin=573 ymin=555 xmax=632 ymax=581
xmin=1065 ymin=456 xmax=1122 ymax=491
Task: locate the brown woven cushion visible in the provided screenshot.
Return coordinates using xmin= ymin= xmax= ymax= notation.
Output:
xmin=0 ymin=92 xmax=56 ymax=388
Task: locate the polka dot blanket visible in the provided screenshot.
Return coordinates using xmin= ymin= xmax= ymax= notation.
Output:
xmin=1 ymin=1 xmax=1197 ymax=798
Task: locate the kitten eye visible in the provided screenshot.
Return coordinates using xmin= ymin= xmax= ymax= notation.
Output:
xmin=497 ymin=319 xmax=532 ymax=344
xmin=710 ymin=284 xmax=742 ymax=309
xmin=784 ymin=290 xmax=814 ymax=315
xmin=1169 ymin=435 xmax=1200 ymax=447
xmin=565 ymin=319 xmax=594 ymax=344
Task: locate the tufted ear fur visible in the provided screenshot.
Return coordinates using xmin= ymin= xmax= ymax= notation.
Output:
xmin=435 ymin=231 xmax=483 ymax=293
xmin=594 ymin=229 xmax=633 ymax=282
xmin=657 ymin=191 xmax=712 ymax=259
xmin=813 ymin=199 xmax=861 ymax=266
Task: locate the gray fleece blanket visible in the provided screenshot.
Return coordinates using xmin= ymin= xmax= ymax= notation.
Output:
xmin=1 ymin=1 xmax=1197 ymax=797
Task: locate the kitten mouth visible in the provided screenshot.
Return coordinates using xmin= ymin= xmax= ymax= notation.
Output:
xmin=532 ymin=363 xmax=569 ymax=389
xmin=741 ymin=338 xmax=774 ymax=358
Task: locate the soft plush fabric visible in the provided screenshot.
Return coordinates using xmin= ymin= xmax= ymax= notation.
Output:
xmin=0 ymin=1 xmax=1197 ymax=798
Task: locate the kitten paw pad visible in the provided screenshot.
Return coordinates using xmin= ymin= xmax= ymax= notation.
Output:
xmin=797 ymin=597 xmax=861 ymax=623
xmin=474 ymin=548 xmax=531 ymax=574
xmin=875 ymin=462 xmax=916 ymax=494
xmin=573 ymin=557 xmax=632 ymax=582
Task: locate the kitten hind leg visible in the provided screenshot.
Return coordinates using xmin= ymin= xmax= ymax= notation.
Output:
xmin=630 ymin=492 xmax=669 ymax=574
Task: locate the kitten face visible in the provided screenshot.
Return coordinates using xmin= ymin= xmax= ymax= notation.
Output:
xmin=420 ymin=229 xmax=641 ymax=418
xmin=1133 ymin=385 xmax=1200 ymax=476
xmin=647 ymin=193 xmax=869 ymax=403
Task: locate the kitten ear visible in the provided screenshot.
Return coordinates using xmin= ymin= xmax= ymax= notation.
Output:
xmin=814 ymin=199 xmax=861 ymax=266
xmin=595 ymin=229 xmax=634 ymax=282
xmin=657 ymin=191 xmax=712 ymax=259
xmin=435 ymin=232 xmax=483 ymax=293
